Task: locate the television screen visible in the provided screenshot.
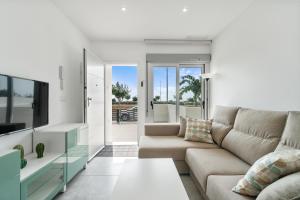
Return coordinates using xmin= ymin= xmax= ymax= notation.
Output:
xmin=0 ymin=74 xmax=48 ymax=135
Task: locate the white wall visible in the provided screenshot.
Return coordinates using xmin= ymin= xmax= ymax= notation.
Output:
xmin=211 ymin=0 xmax=300 ymax=113
xmin=92 ymin=41 xmax=211 ymax=137
xmin=0 ymin=0 xmax=91 ymax=154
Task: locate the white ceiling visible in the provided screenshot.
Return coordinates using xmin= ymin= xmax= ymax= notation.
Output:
xmin=51 ymin=0 xmax=254 ymax=42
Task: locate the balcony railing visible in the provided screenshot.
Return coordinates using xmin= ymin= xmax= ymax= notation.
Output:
xmin=112 ymin=104 xmax=138 ymax=122
xmin=153 ymin=102 xmax=203 ymax=122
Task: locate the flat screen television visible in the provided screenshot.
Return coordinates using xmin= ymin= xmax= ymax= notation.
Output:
xmin=0 ymin=74 xmax=49 ymax=135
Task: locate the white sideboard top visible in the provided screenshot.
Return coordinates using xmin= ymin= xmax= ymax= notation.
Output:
xmin=0 ymin=149 xmax=17 ymax=157
xmin=37 ymin=123 xmax=88 ymax=133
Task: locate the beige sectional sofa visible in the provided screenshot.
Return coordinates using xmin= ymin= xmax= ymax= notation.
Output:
xmin=138 ymin=106 xmax=300 ymax=200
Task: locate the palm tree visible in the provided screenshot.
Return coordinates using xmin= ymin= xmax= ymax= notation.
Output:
xmin=112 ymin=82 xmax=131 ymax=104
xmin=179 ymin=75 xmax=202 ymax=105
xmin=125 ymin=94 xmax=131 ymax=101
xmin=153 ymin=96 xmax=160 ymax=102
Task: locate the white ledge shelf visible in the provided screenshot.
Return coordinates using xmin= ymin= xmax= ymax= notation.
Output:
xmin=21 ymin=153 xmax=63 ymax=181
xmin=37 ymin=123 xmax=87 ymax=133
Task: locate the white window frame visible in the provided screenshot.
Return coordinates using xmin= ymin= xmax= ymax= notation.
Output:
xmin=147 ymin=63 xmax=207 ymax=122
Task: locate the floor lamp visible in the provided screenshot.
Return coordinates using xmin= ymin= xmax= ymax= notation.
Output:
xmin=201 ymin=73 xmax=215 ymax=120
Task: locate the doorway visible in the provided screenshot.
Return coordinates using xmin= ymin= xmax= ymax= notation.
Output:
xmin=109 ymin=65 xmax=138 ymax=145
xmin=148 ymin=63 xmax=205 ymax=123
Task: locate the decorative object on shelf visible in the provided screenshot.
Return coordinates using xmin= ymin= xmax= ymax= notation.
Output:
xmin=13 ymin=144 xmax=27 ymax=169
xmin=36 ymin=143 xmax=45 ymax=158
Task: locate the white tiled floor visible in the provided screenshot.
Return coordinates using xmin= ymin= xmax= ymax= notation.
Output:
xmin=111 ymin=122 xmax=138 ymax=143
xmin=55 ymin=157 xmax=134 ymax=200
xmin=55 ymin=157 xmax=202 ymax=200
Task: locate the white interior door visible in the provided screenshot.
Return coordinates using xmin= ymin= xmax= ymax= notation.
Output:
xmin=84 ymin=49 xmax=105 ymax=160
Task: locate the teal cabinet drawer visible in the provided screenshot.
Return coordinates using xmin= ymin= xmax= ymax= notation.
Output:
xmin=65 ymin=129 xmax=88 ymax=183
xmin=66 ymin=129 xmax=78 ymax=149
xmin=66 ymin=156 xmax=88 ymax=183
xmin=0 ymin=150 xmax=20 ymax=200
xmin=66 ymin=145 xmax=88 ymax=182
xmin=21 ymin=155 xmax=66 ymax=200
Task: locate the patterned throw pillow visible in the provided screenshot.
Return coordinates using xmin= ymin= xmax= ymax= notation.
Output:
xmin=178 ymin=116 xmax=187 ymax=137
xmin=184 ymin=118 xmax=213 ymax=143
xmin=232 ymin=150 xmax=300 ymax=197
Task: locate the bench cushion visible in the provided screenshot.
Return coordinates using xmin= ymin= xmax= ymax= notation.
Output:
xmin=185 ymin=148 xmax=250 ymax=191
xmin=222 ymin=108 xmax=287 ymax=164
xmin=138 ymin=136 xmax=218 ymax=161
xmin=207 ymin=175 xmax=254 ymax=200
xmin=276 ymin=111 xmax=300 ymax=151
xmin=211 ymin=106 xmax=239 ymax=146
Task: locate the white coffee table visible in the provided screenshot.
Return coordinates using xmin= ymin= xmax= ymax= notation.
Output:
xmin=111 ymin=158 xmax=189 ymax=200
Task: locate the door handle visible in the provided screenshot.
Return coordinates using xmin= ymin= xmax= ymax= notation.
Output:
xmin=150 ymin=101 xmax=154 ymax=110
xmin=88 ymin=97 xmax=93 ymax=107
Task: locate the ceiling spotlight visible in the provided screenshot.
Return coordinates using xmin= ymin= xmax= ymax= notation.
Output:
xmin=182 ymin=7 xmax=188 ymax=13
xmin=121 ymin=7 xmax=127 ymax=12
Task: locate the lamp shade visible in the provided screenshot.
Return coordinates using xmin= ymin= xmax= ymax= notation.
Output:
xmin=201 ymin=73 xmax=215 ymax=79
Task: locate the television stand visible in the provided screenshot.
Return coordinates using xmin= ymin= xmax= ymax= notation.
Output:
xmin=33 ymin=123 xmax=89 ymax=183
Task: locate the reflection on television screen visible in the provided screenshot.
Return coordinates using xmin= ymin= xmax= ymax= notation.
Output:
xmin=0 ymin=74 xmax=48 ymax=135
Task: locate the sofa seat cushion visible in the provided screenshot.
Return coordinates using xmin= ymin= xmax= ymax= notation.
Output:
xmin=185 ymin=149 xmax=250 ymax=191
xmin=222 ymin=108 xmax=287 ymax=165
xmin=207 ymin=175 xmax=254 ymax=200
xmin=138 ymin=136 xmax=218 ymax=161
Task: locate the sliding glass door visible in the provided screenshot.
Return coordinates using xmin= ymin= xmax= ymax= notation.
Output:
xmin=179 ymin=65 xmax=204 ymax=120
xmin=150 ymin=66 xmax=177 ymax=122
xmin=148 ymin=64 xmax=205 ymax=123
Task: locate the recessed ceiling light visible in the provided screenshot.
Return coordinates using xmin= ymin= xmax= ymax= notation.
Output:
xmin=121 ymin=7 xmax=127 ymax=12
xmin=182 ymin=7 xmax=188 ymax=13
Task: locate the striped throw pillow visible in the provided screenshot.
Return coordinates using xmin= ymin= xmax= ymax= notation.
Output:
xmin=184 ymin=118 xmax=213 ymax=143
xmin=233 ymin=150 xmax=300 ymax=197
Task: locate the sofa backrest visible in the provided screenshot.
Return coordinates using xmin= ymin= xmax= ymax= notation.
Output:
xmin=276 ymin=111 xmax=300 ymax=151
xmin=211 ymin=105 xmax=239 ymax=146
xmin=222 ymin=108 xmax=287 ymax=165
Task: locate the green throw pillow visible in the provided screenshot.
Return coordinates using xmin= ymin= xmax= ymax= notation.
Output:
xmin=233 ymin=150 xmax=300 ymax=197
xmin=184 ymin=118 xmax=213 ymax=143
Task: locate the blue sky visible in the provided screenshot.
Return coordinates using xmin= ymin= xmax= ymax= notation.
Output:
xmin=112 ymin=66 xmax=137 ymax=99
xmin=153 ymin=67 xmax=176 ymax=101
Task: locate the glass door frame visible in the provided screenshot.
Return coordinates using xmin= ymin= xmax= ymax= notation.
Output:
xmin=147 ymin=63 xmax=206 ymax=122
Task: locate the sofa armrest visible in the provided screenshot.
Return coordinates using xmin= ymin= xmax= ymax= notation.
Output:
xmin=144 ymin=123 xmax=180 ymax=136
